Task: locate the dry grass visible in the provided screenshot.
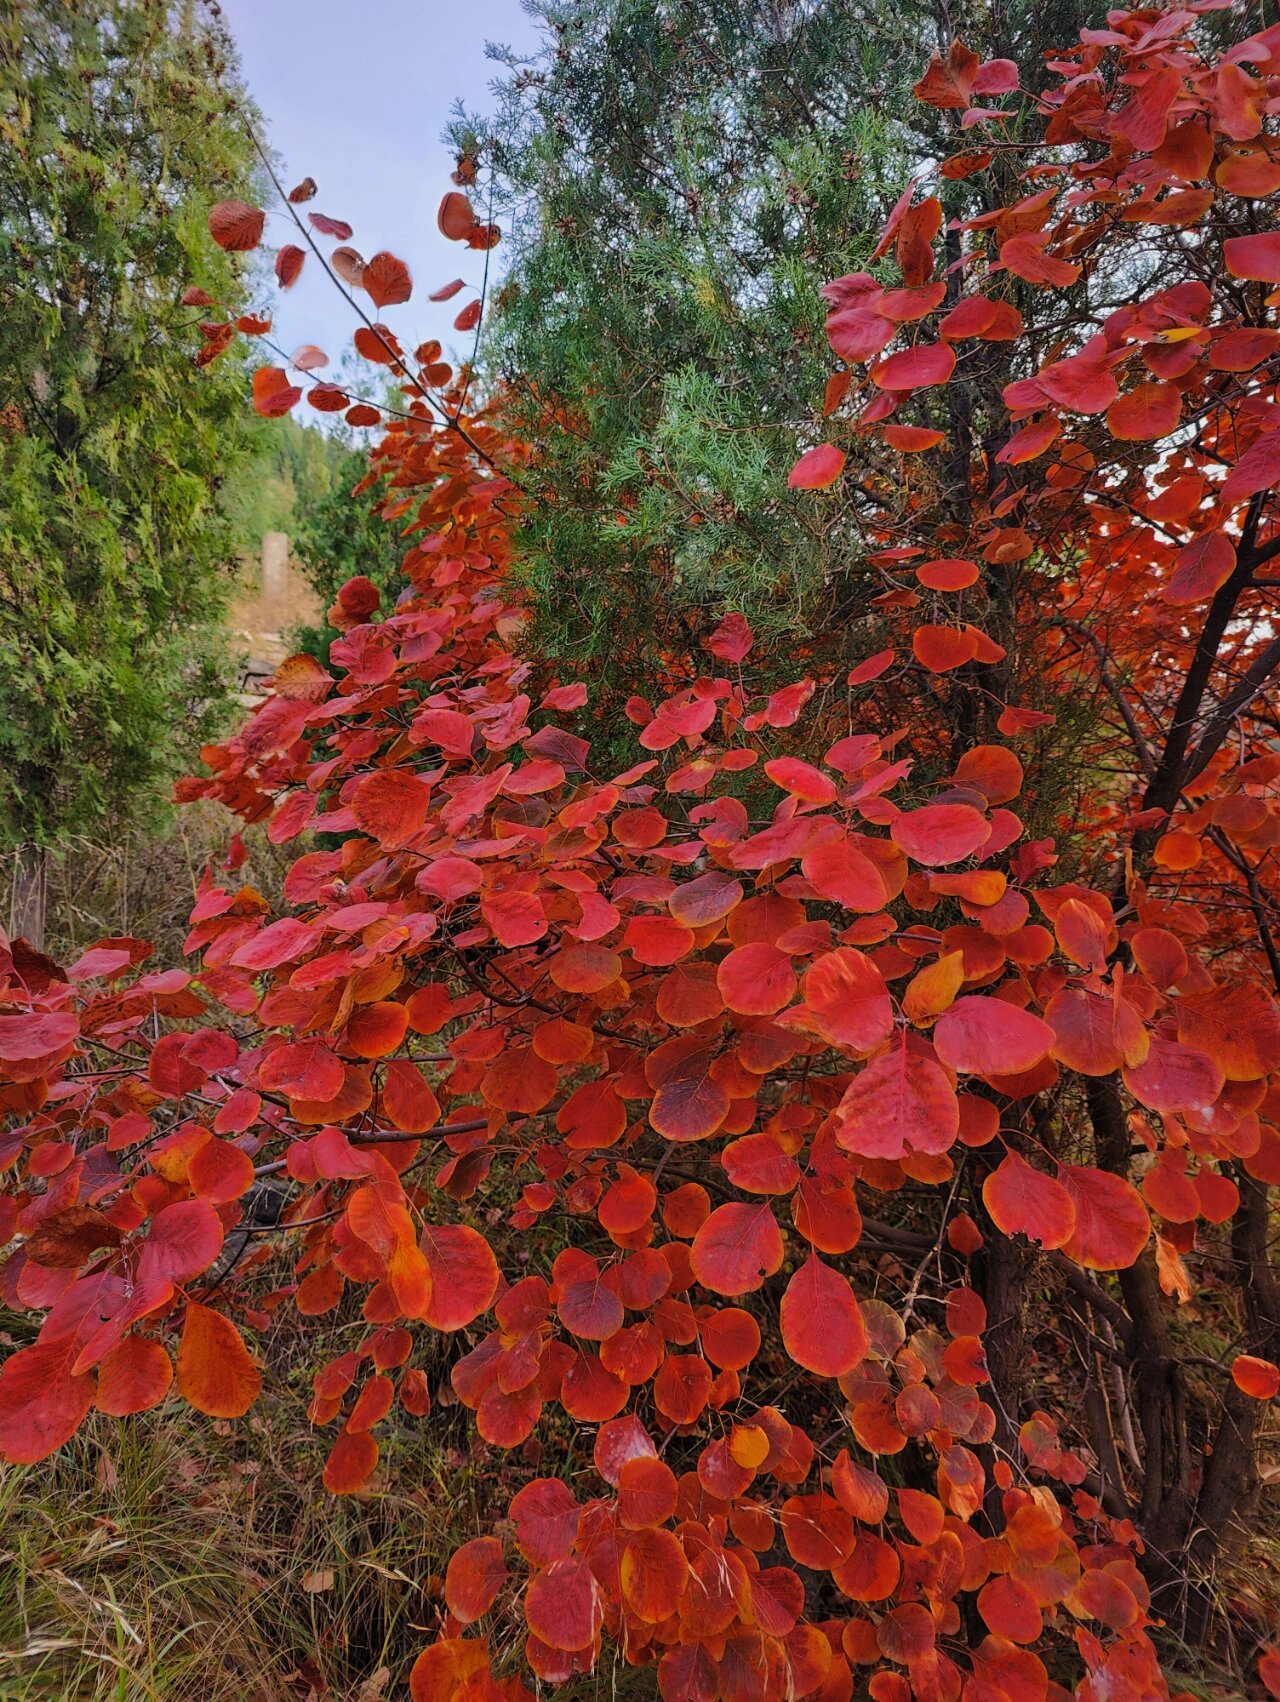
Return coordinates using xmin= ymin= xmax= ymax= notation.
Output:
xmin=0 ymin=1365 xmax=660 ymax=1702
xmin=0 ymin=803 xmax=296 ymax=966
xmin=0 ymin=1396 xmax=478 ymax=1702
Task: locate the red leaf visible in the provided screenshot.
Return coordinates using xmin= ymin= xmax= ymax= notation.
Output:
xmin=95 ymin=1336 xmax=172 ymax=1417
xmin=260 ymin=1039 xmax=344 ymax=1101
xmin=1223 ymin=430 xmax=1280 ymax=505
xmin=510 ymin=1477 xmax=580 ymax=1563
xmin=1261 ymin=1648 xmax=1280 ymax=1700
xmin=621 ymin=1527 xmax=688 ymax=1622
xmin=323 ymin=1428 xmax=378 ymax=1494
xmin=208 ymin=199 xmax=264 ymax=251
xmin=275 ymin=244 xmax=305 ymax=288
xmin=252 ymin=366 xmax=301 ymax=418
xmin=348 ymin=1182 xmax=432 ymax=1319
xmin=188 ymin=1136 xmax=254 ymax=1205
xmin=308 ymin=211 xmax=353 ymax=240
xmin=883 ymin=424 xmax=945 ymax=452
xmin=1106 ymin=382 xmax=1181 ymax=442
xmin=0 ymin=1009 xmax=78 ymax=1060
xmin=526 ymin=1557 xmax=603 ymax=1651
xmin=836 ymin=1045 xmax=959 ymax=1159
xmin=1224 ymin=232 xmax=1280 ymax=281
xmin=438 ymin=192 xmax=476 ymax=240
xmin=765 ymin=756 xmax=837 ymax=804
xmin=982 ymin=1152 xmax=1076 ymax=1249
xmin=445 ymin=1537 xmax=508 ymax=1622
xmin=383 ymin=1060 xmax=441 ymax=1134
xmin=802 ymin=836 xmax=887 ymax=911
xmin=353 ymin=324 xmax=401 ymax=365
xmin=803 ymin=949 xmax=893 ymax=1052
xmin=1176 ymin=979 xmax=1280 ymax=1081
xmin=647 ymin=1040 xmax=731 ymax=1142
xmin=913 ymin=625 xmax=979 ymax=672
xmin=0 ymin=1340 xmax=95 ymax=1463
xmin=690 ymin=1203 xmax=784 ymax=1296
xmin=891 ymin=802 xmax=991 ymax=865
xmin=1165 ymin=531 xmax=1237 ymax=605
xmin=409 ymin=1642 xmax=488 ymax=1702
xmin=1057 ymin=1164 xmax=1150 ymax=1271
xmin=420 ymin=1225 xmax=499 ymax=1331
xmin=618 ymin=1455 xmax=679 ymax=1528
xmin=231 ymin=915 xmax=315 ymax=970
xmin=999 ymin=234 xmax=1080 ymax=288
xmin=788 ymin=444 xmax=847 ymax=489
xmin=271 ymin=652 xmax=332 ymax=702
xmin=351 ymin=769 xmax=431 ymax=846
xmin=718 ymin=942 xmax=797 ymax=1016
xmin=705 ymin=611 xmax=754 ymax=662
xmin=871 ymin=342 xmax=955 ymax=391
xmin=978 ymin=1575 xmax=1041 ymax=1643
xmin=914 ymin=40 xmax=979 ymax=109
xmin=934 ymin=996 xmax=1055 ymax=1076
xmin=346 ymin=1000 xmax=410 ymax=1059
xmin=1115 ymin=67 xmax=1181 ymax=152
xmin=65 ymin=946 xmax=131 ymax=987
xmin=780 ymin=1255 xmax=868 ymax=1377
xmin=919 ymin=560 xmax=979 ymax=597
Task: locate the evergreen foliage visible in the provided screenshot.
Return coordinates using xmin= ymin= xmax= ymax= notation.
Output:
xmin=290 ymin=444 xmax=404 ymax=658
xmin=0 ymin=0 xmax=260 ymax=847
xmin=463 ymin=0 xmax=1094 ymax=709
xmin=225 ymin=411 xmax=352 ymax=546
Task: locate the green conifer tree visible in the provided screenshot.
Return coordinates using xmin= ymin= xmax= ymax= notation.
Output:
xmin=0 ymin=0 xmax=260 ymax=944
xmin=464 ymin=0 xmax=1093 ymax=716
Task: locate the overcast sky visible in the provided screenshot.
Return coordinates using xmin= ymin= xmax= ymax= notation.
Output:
xmin=218 ymin=0 xmax=543 ymax=403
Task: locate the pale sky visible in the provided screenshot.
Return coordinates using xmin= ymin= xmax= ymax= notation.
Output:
xmin=218 ymin=0 xmax=543 ymax=407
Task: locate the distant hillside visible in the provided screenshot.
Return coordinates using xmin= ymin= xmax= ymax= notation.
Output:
xmin=225 ymin=413 xmax=353 ymax=545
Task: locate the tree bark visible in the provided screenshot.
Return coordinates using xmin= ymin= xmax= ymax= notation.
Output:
xmin=8 ymin=841 xmax=47 ymax=951
xmin=976 ymin=1229 xmax=1031 ymax=1457
xmin=1188 ymin=1174 xmax=1279 ymax=1651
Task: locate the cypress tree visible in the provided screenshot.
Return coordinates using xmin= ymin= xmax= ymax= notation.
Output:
xmin=0 ymin=0 xmax=260 ymax=943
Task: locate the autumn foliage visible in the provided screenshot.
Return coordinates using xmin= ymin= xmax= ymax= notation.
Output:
xmin=4 ymin=5 xmax=1280 ymax=1701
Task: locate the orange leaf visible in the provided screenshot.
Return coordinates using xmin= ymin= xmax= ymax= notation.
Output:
xmin=176 ymin=1304 xmax=261 ymax=1418
xmin=95 ymin=1336 xmax=172 ymax=1417
xmin=251 ymin=366 xmax=301 ymax=418
xmin=363 ymin=251 xmax=413 ymax=308
xmin=1232 ymin=1354 xmax=1280 ymax=1399
xmin=438 ymin=191 xmax=476 ymax=240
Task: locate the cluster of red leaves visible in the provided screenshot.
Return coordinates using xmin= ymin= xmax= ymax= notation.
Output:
xmin=803 ymin=7 xmax=1280 ymax=894
xmin=5 ymin=6 xmax=1280 ymax=1702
